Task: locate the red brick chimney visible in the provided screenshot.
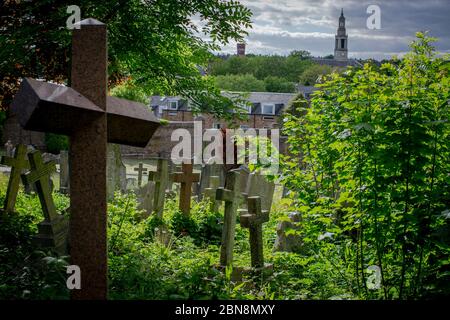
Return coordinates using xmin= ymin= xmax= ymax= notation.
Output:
xmin=237 ymin=43 xmax=246 ymax=56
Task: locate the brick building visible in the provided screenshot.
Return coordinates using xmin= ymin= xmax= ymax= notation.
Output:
xmin=150 ymin=91 xmax=296 ymax=130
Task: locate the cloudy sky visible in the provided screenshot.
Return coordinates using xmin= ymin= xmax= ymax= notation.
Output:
xmin=217 ymin=0 xmax=450 ymax=60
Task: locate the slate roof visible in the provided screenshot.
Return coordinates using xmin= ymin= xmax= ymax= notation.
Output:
xmin=151 ymin=92 xmax=297 ymax=116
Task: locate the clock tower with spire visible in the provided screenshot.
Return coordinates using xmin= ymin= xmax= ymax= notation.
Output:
xmin=334 ymin=8 xmax=348 ymax=61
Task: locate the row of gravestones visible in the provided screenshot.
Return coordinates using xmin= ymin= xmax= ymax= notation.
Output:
xmin=2 ymin=144 xmax=301 ymax=264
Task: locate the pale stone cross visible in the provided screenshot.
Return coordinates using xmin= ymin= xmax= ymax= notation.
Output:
xmin=22 ymin=151 xmax=58 ymax=221
xmin=22 ymin=150 xmax=69 ymax=254
xmin=204 ymin=176 xmax=221 ymax=212
xmin=134 ymin=163 xmax=148 ymax=187
xmin=148 ymin=158 xmax=169 ymax=217
xmin=239 ymin=196 xmax=269 ymax=268
xmin=1 ymin=144 xmax=29 ymax=212
xmin=10 ymin=18 xmax=160 ymax=299
xmin=172 ymin=163 xmax=200 ymax=216
xmin=216 ymin=170 xmax=243 ymax=266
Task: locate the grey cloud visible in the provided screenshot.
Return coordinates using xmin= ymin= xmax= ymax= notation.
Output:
xmin=232 ymin=0 xmax=450 ymax=59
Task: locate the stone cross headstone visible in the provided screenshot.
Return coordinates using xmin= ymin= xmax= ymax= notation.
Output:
xmin=107 ymin=144 xmax=127 ymax=198
xmin=196 ymin=162 xmax=225 ymax=200
xmin=172 ymin=163 xmax=200 ymax=216
xmin=59 ymin=150 xmax=70 ymax=194
xmin=216 ymin=170 xmax=242 ymax=266
xmin=233 ymin=165 xmax=250 ymax=195
xmin=10 ymin=18 xmax=160 ymax=299
xmin=245 ymin=173 xmax=275 ymax=213
xmin=1 ymin=144 xmax=29 ymax=212
xmin=22 ymin=150 xmax=68 ymax=254
xmin=136 ymin=181 xmax=155 ymax=218
xmin=134 ymin=162 xmax=148 ymax=187
xmin=239 ymin=196 xmax=269 ymax=268
xmin=204 ymin=176 xmax=221 ymax=212
xmin=148 ymin=158 xmax=169 ymax=218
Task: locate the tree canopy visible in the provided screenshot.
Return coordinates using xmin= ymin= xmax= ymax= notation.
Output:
xmin=0 ymin=0 xmax=252 ymax=121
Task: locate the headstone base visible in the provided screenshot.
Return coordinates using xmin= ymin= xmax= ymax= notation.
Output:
xmin=215 ymin=263 xmax=274 ymax=282
xmin=33 ymin=214 xmax=69 ymax=255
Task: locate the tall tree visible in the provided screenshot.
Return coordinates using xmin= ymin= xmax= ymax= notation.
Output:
xmin=0 ymin=0 xmax=252 ymax=121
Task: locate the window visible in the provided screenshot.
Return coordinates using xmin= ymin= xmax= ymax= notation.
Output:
xmin=213 ymin=123 xmax=221 ymax=129
xmin=240 ymin=125 xmax=249 ymax=130
xmin=341 ymin=39 xmax=345 ymax=49
xmin=168 ymin=100 xmax=178 ymax=110
xmin=262 ymin=104 xmax=275 ymax=115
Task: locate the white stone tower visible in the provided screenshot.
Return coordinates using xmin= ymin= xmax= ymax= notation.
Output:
xmin=334 ymin=8 xmax=348 ymax=61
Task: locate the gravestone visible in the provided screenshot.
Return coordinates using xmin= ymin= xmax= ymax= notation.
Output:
xmin=204 ymin=176 xmax=221 ymax=212
xmin=126 ymin=177 xmax=138 ymax=191
xmin=196 ymin=161 xmax=225 ymax=201
xmin=10 ymin=18 xmax=160 ymax=299
xmin=148 ymin=158 xmax=169 ymax=218
xmin=22 ymin=150 xmax=69 ymax=254
xmin=274 ymin=211 xmax=303 ymax=253
xmin=232 ymin=165 xmax=250 ymax=195
xmin=59 ymin=150 xmax=70 ymax=194
xmin=136 ymin=181 xmax=155 ymax=218
xmin=107 ymin=144 xmax=127 ymax=198
xmin=134 ymin=162 xmax=148 ymax=187
xmin=239 ymin=196 xmax=270 ymax=269
xmin=245 ymin=173 xmax=275 ymax=213
xmin=216 ymin=170 xmax=242 ymax=266
xmin=4 ymin=140 xmax=14 ymax=157
xmin=0 ymin=144 xmax=29 ymax=212
xmin=172 ymin=163 xmax=200 ymax=216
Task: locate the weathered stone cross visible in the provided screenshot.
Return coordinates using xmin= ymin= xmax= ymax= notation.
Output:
xmin=1 ymin=144 xmax=29 ymax=212
xmin=216 ymin=170 xmax=243 ymax=266
xmin=204 ymin=176 xmax=221 ymax=212
xmin=134 ymin=163 xmax=148 ymax=187
xmin=172 ymin=163 xmax=200 ymax=216
xmin=22 ymin=151 xmax=58 ymax=221
xmin=10 ymin=18 xmax=160 ymax=299
xmin=148 ymin=158 xmax=169 ymax=217
xmin=239 ymin=196 xmax=269 ymax=268
xmin=22 ymin=150 xmax=69 ymax=254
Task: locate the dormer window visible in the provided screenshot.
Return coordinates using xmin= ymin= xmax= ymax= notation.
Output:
xmin=262 ymin=104 xmax=275 ymax=115
xmin=168 ymin=100 xmax=178 ymax=110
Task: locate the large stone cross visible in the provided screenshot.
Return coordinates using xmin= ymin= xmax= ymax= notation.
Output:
xmin=10 ymin=18 xmax=160 ymax=299
xmin=1 ymin=144 xmax=29 ymax=212
xmin=172 ymin=163 xmax=200 ymax=216
xmin=134 ymin=163 xmax=148 ymax=187
xmin=216 ymin=170 xmax=243 ymax=266
xmin=239 ymin=196 xmax=269 ymax=268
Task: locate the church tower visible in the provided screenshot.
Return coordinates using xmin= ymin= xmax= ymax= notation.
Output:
xmin=334 ymin=8 xmax=348 ymax=61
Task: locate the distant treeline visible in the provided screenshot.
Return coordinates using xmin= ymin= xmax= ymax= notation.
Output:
xmin=208 ymin=51 xmax=337 ymax=93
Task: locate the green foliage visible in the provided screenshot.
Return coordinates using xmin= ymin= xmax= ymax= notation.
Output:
xmin=0 ymin=189 xmax=70 ymax=299
xmin=214 ymin=74 xmax=265 ymax=92
xmin=45 ymin=133 xmax=68 ymax=154
xmin=209 ymin=51 xmax=313 ymax=87
xmin=1 ymin=0 xmax=252 ymax=122
xmin=263 ymin=76 xmax=296 ymax=93
xmin=110 ymin=80 xmax=149 ymax=104
xmin=299 ymin=64 xmax=336 ymax=86
xmin=281 ymin=33 xmax=450 ymax=299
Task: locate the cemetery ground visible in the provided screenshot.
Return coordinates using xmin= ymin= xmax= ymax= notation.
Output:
xmin=0 ymin=172 xmax=333 ymax=300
